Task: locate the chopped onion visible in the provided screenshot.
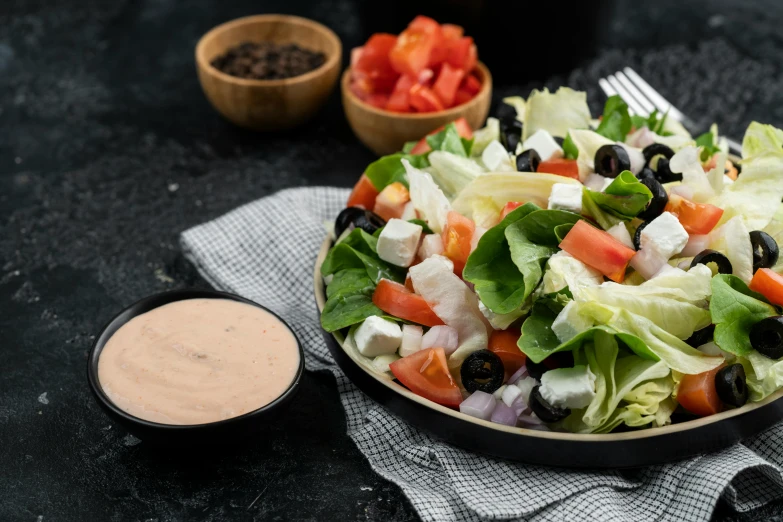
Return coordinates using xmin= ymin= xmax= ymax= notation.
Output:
xmin=607 ymin=223 xmax=635 ymax=250
xmin=399 ymin=325 xmax=424 ymax=358
xmin=459 ymin=391 xmax=496 ymax=420
xmin=510 ymin=395 xmax=529 ymax=417
xmin=501 ymin=384 xmax=522 ymax=407
xmin=630 ymin=247 xmax=669 ymax=280
xmin=400 ymin=201 xmax=417 ymax=221
xmin=492 ymin=385 xmax=507 ymax=400
xmin=584 ymin=173 xmax=612 ymax=192
xmin=515 ymin=376 xmax=537 ymax=404
xmin=669 ymin=184 xmax=694 ymax=200
xmin=490 ymin=402 xmax=518 ymax=426
xmin=507 ymin=365 xmax=528 ymax=386
xmin=417 ymin=234 xmax=444 ymax=261
xmin=421 ymin=325 xmax=459 ymax=355
xmin=627 ymin=127 xmax=656 ymax=149
xmin=681 ymin=234 xmax=710 ymax=257
xmin=616 ymin=142 xmax=645 ymax=175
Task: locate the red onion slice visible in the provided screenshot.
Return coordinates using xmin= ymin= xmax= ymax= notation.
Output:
xmin=490 ymin=402 xmax=518 ymax=426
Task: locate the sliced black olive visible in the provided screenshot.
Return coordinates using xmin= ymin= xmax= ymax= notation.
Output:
xmin=334 ymin=207 xmax=385 ymax=238
xmin=636 ymin=177 xmax=669 ymax=221
xmin=750 ymin=231 xmax=780 ymax=272
xmin=685 ymin=324 xmax=715 ymax=348
xmin=632 ymin=222 xmax=648 ymax=251
xmin=496 ymin=102 xmax=517 ymax=125
xmin=715 ymin=364 xmax=748 ymax=407
xmin=525 ymin=359 xmax=548 ymax=381
xmin=691 ymin=249 xmax=733 ymax=275
xmin=642 ymin=143 xmax=675 ymax=164
xmin=636 ymin=166 xmax=655 ymax=181
xmin=461 ymin=350 xmax=505 ymax=393
xmin=516 ymin=149 xmax=541 ymax=172
xmin=594 ymin=144 xmax=631 ymax=178
xmin=642 ymin=143 xmax=682 ymax=182
xmin=750 ymin=316 xmax=783 ymax=360
xmin=529 ymin=385 xmax=571 ymax=423
xmin=501 ymin=122 xmax=522 ymax=153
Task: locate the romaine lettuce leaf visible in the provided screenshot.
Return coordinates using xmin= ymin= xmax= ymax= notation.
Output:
xmin=471 ymin=117 xmax=501 ymax=157
xmin=741 ymin=121 xmax=783 ymax=160
xmin=707 ymin=216 xmax=754 ymax=283
xmin=426 ymin=123 xmax=471 ymax=157
xmin=582 ymin=170 xmax=653 ymax=222
xmin=364 ymin=153 xmax=429 ymax=191
xmin=427 ymin=151 xmax=486 ymax=199
xmin=403 ymin=159 xmax=452 ymax=233
xmin=321 ymin=228 xmax=405 ymax=283
xmin=541 ymin=251 xmax=604 ymax=298
xmin=710 ymin=274 xmax=778 ymax=356
xmin=522 ymin=87 xmax=592 ymax=141
xmin=594 ymin=95 xmax=632 ymax=142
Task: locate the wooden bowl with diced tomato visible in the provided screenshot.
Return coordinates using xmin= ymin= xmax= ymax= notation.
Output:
xmin=342 ymin=16 xmax=492 ymax=155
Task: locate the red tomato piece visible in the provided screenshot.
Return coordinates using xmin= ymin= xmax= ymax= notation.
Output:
xmin=464 ymin=43 xmax=477 ymax=73
xmin=441 ymin=24 xmax=464 ymax=40
xmin=678 ymin=365 xmax=724 ymax=416
xmin=442 ymin=211 xmax=475 ymax=276
xmin=347 ymin=174 xmax=379 ymax=209
xmin=408 ymin=15 xmax=441 ymax=35
xmin=385 ymin=74 xmax=416 ymax=112
xmin=500 ymin=202 xmax=523 ymax=220
xmin=749 ymin=268 xmax=783 ymax=306
xmin=559 ymin=220 xmax=636 ymax=282
xmin=453 ymin=89 xmax=473 ymax=107
xmin=409 ymin=84 xmax=445 ymax=112
xmin=350 ymin=46 xmax=364 ymax=70
xmin=445 ymin=36 xmax=472 ymax=69
xmin=389 ymin=347 xmax=463 ymax=408
xmin=389 ymin=29 xmax=435 ymax=77
xmin=365 ymin=93 xmax=390 ymax=109
xmin=432 ymin=62 xmax=465 ymax=107
xmin=537 ymin=159 xmax=580 ymax=179
xmin=404 ymin=273 xmax=415 ymax=292
xmin=372 ymin=279 xmax=444 ymax=327
xmin=408 ymin=116 xmax=473 ymax=154
xmin=665 ymin=194 xmax=724 ymax=235
xmin=349 ymin=78 xmax=373 ymax=101
xmin=373 ymin=181 xmax=410 ymax=221
xmin=489 ymin=329 xmax=526 ymax=381
xmin=355 ymin=33 xmax=399 ymax=91
xmin=461 ymin=74 xmax=482 ymax=95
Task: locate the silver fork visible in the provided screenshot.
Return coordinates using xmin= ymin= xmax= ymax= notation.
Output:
xmin=599 ymin=67 xmax=742 ymax=155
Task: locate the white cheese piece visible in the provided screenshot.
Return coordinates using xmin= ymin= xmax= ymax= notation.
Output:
xmin=493 ymin=385 xmax=508 ymax=400
xmin=520 ymin=129 xmax=564 ymax=162
xmin=515 ymin=376 xmax=537 ymax=403
xmin=639 ymin=211 xmax=689 ymax=259
xmin=547 ymin=183 xmax=583 ymax=214
xmin=376 ymin=218 xmax=423 ymax=267
xmin=501 ymin=384 xmax=523 ymax=407
xmin=400 ymin=201 xmax=417 ymax=221
xmin=417 ymin=233 xmax=444 ymax=261
xmin=551 ymin=301 xmax=594 ymax=344
xmin=372 ymin=353 xmax=400 ymax=374
xmin=354 ymin=316 xmax=403 ymax=357
xmin=482 ymin=139 xmax=514 ymax=171
xmin=539 ymin=365 xmax=597 ymax=409
xmin=607 ymin=223 xmax=635 ymax=250
xmin=399 ymin=324 xmax=423 ymax=358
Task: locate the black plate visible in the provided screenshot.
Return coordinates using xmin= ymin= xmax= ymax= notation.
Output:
xmin=313 ymin=236 xmax=783 ymax=468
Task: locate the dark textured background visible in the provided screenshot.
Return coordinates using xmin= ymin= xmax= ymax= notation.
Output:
xmin=2 ymin=0 xmax=783 ymax=520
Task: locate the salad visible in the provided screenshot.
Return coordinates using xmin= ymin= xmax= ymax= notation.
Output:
xmin=321 ymin=86 xmax=783 ymax=434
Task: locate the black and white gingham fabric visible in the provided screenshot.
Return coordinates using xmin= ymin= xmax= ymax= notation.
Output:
xmin=180 ymin=187 xmax=783 ymax=522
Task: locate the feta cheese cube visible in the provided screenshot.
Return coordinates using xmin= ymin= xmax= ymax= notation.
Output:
xmin=515 ymin=376 xmax=537 ymax=403
xmin=482 ymin=140 xmax=514 ymax=171
xmin=399 ymin=324 xmax=423 ymax=357
xmin=501 ymin=384 xmax=523 ymax=407
xmin=639 ymin=211 xmax=689 ymax=259
xmin=539 ymin=365 xmax=596 ymax=409
xmin=548 ymin=183 xmax=583 ymax=214
xmin=520 ymin=129 xmax=564 ymax=161
xmin=417 ymin=233 xmax=444 ymax=261
xmin=354 ymin=316 xmax=403 ymax=357
xmin=372 ymin=353 xmax=400 ymax=374
xmin=377 ymin=218 xmax=423 ymax=267
xmin=606 ymin=223 xmax=635 ymax=249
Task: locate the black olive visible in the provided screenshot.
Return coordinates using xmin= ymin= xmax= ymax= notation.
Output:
xmin=334 ymin=207 xmax=385 ymax=238
xmin=529 ymin=385 xmax=571 ymax=423
xmin=691 ymin=249 xmax=733 ymax=275
xmin=750 ymin=231 xmax=780 ymax=272
xmin=642 ymin=143 xmax=682 ymax=182
xmin=501 ymin=122 xmax=522 ymax=153
xmin=496 ymin=103 xmax=517 ymax=125
xmin=715 ymin=364 xmax=748 ymax=407
xmin=461 ymin=350 xmax=505 ymax=393
xmin=653 ymin=157 xmax=682 ymax=183
xmin=750 ymin=316 xmax=783 ymax=360
xmin=633 ymin=222 xmax=648 ymax=251
xmin=594 ymin=144 xmax=631 ymax=178
xmin=685 ymin=324 xmax=715 ymax=348
xmin=636 ymin=166 xmax=655 ymax=181
xmin=525 ymin=359 xmax=549 ymax=381
xmin=636 ymin=177 xmax=669 ymax=221
xmin=642 ymin=143 xmax=675 ymax=164
xmin=554 ymin=136 xmax=565 ymax=147
xmin=516 ymin=149 xmax=541 ymax=172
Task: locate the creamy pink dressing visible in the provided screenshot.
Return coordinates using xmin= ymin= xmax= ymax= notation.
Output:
xmin=97 ymin=298 xmax=299 ymax=425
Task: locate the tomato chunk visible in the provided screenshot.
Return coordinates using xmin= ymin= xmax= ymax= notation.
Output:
xmin=389 ymin=348 xmax=463 ymax=408
xmin=461 ymin=74 xmax=482 ymax=95
xmin=432 ymin=62 xmax=465 ymax=107
xmin=678 ymin=365 xmax=724 ymax=416
xmin=559 ymin=220 xmax=636 ymax=282
xmin=389 ymin=29 xmax=435 ymax=77
xmin=354 ymin=33 xmax=399 ymax=91
xmin=500 ymin=202 xmax=523 ymax=220
xmin=489 ymin=328 xmax=526 ymax=381
xmin=442 ymin=211 xmax=475 ymax=276
xmin=441 ymin=24 xmax=464 ymax=40
xmin=537 ymin=158 xmax=579 ymax=179
xmin=453 ymin=89 xmax=473 ymax=107
xmin=365 ymin=93 xmax=390 ymax=109
xmin=408 ymin=117 xmax=473 ymax=155
xmin=463 ymin=43 xmax=477 ymax=74
xmin=445 ymin=36 xmax=473 ymax=69
xmin=665 ymin=194 xmax=724 ymax=235
xmin=409 ymin=84 xmax=444 ymax=112
xmin=347 ymin=174 xmax=379 ymax=209
xmin=373 ymin=279 xmax=444 ymax=327
xmin=408 ymin=15 xmax=441 ymax=35
xmin=385 ymin=74 xmax=416 ymax=112
xmin=373 ymin=181 xmax=410 ymax=221
xmin=749 ymin=268 xmax=783 ymax=306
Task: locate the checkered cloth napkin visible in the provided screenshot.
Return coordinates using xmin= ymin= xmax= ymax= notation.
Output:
xmin=181 ymin=186 xmax=783 ymax=522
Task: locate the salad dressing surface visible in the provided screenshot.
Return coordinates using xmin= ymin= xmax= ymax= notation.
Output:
xmin=98 ymin=298 xmax=299 ymax=425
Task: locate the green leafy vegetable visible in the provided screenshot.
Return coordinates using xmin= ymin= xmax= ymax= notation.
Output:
xmin=408 ymin=219 xmax=433 ymax=234
xmin=325 ymin=268 xmax=375 ymax=299
xmin=402 ymin=141 xmax=417 ymax=154
xmin=710 ymin=274 xmax=778 ymax=356
xmin=321 ymin=269 xmax=382 ymax=332
xmin=562 ymin=133 xmax=579 ymax=160
xmin=522 ymin=87 xmax=592 ymax=141
xmin=553 ymin=223 xmax=574 ymax=243
xmin=470 ymin=118 xmax=500 ymax=157
xmin=595 ymin=95 xmax=632 ymax=142
xmin=695 ymin=131 xmax=721 ymax=162
xmin=461 ymin=137 xmax=475 ymax=156
xmin=427 ymin=150 xmax=486 ymax=198
xmin=583 ymin=171 xmax=653 ymax=222
xmin=364 ymin=153 xmax=429 ymax=191
xmin=321 ymin=228 xmax=405 ymax=284
xmin=426 ymin=123 xmax=470 ymax=157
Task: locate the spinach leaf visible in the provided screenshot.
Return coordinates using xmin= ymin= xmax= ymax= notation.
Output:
xmin=562 ymin=132 xmax=579 ymax=159
xmin=630 ymin=114 xmax=649 ymax=130
xmin=509 ymin=209 xmax=582 ymax=246
xmin=326 ymin=268 xmax=375 ymax=299
xmin=321 ymin=290 xmax=382 ymax=332
xmin=554 ymin=223 xmax=574 ymax=243
xmin=710 ymin=274 xmax=778 ymax=356
xmin=595 ymin=95 xmax=632 ymax=142
xmin=583 ymin=170 xmax=653 ymax=225
xmin=408 ymin=219 xmax=433 ymax=234
xmin=695 ymin=131 xmax=721 ymax=162
xmin=321 ymin=228 xmax=405 ymax=283
xmin=364 ymin=153 xmax=429 ymax=191
xmin=426 ymin=123 xmax=470 ymax=157
xmin=581 ymin=190 xmax=623 ymax=230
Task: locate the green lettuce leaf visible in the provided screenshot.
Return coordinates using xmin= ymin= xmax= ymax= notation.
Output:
xmin=364 ymin=153 xmax=429 ymax=191
xmin=583 ymin=170 xmax=653 ymax=223
xmin=763 ymin=204 xmax=783 ymax=275
xmin=408 ymin=218 xmax=433 ymax=234
xmin=695 ymin=131 xmax=721 ymax=162
xmin=470 ymin=117 xmax=500 ymax=157
xmin=321 ymin=228 xmax=405 ymax=284
xmin=595 ymin=95 xmax=632 ymax=142
xmin=427 ymin=150 xmax=486 ymax=198
xmin=741 ymin=121 xmax=783 ymax=160
xmin=540 ymin=251 xmax=604 ymax=298
xmin=710 ymin=274 xmax=778 ymax=356
xmin=426 ymin=122 xmax=471 ymax=157
xmin=738 ymin=352 xmax=783 ymax=401
xmin=562 ymin=133 xmax=579 ymax=159
xmin=522 ymin=87 xmax=592 ymax=141
xmin=708 ymin=216 xmax=754 ymax=283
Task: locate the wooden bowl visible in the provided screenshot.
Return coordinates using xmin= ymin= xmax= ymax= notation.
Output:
xmin=196 ymin=15 xmax=342 ymax=131
xmin=342 ymin=62 xmax=492 ymax=155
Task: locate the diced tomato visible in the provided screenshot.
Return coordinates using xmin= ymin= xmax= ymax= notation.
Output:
xmin=355 ymin=33 xmax=399 ymax=91
xmin=385 ymin=74 xmax=415 ymax=112
xmin=365 ymin=93 xmax=390 ymax=109
xmin=389 ymin=29 xmax=435 ymax=77
xmin=453 ymin=89 xmax=473 ymax=107
xmin=408 ymin=15 xmax=441 ymax=35
xmin=408 ymin=117 xmax=474 ymax=155
xmin=445 ymin=36 xmax=472 ymax=69
xmin=678 ymin=365 xmax=724 ymax=416
xmin=537 ymin=159 xmax=579 ymax=179
xmin=441 ymin=24 xmax=464 ymax=40
xmin=559 ymin=220 xmax=636 ymax=282
xmin=409 ymin=84 xmax=444 ymax=112
xmin=489 ymin=328 xmax=526 ymax=381
xmin=431 ymin=62 xmax=465 ymax=108
xmin=665 ymin=194 xmax=724 ymax=235
xmin=500 ymin=202 xmax=523 ymax=220
xmin=350 ymin=46 xmax=364 ymax=70
xmin=347 ymin=174 xmax=379 ymax=209
xmin=749 ymin=268 xmax=783 ymax=306
xmin=442 ymin=211 xmax=475 ymax=276
xmin=407 ymin=17 xmax=444 ymax=67
xmin=373 ymin=279 xmax=444 ymax=327
xmin=418 ymin=68 xmax=435 ymax=85
xmin=349 ymin=78 xmax=373 ymax=101
xmin=404 ymin=273 xmax=415 ymax=292
xmin=461 ymin=74 xmax=481 ymax=95
xmin=464 ymin=43 xmax=477 ymax=73
xmin=373 ymin=181 xmax=410 ymax=221
xmin=389 ymin=347 xmax=463 ymax=408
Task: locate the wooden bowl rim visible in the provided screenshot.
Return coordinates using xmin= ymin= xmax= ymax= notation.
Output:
xmin=341 ymin=61 xmax=493 ymax=120
xmin=313 ymin=233 xmax=783 ymax=442
xmin=195 ymin=14 xmax=342 ymax=88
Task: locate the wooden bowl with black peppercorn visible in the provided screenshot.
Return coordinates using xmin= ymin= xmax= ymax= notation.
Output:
xmin=196 ymin=14 xmax=341 ymax=131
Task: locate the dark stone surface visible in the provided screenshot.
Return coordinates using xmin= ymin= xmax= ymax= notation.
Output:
xmin=2 ymin=0 xmax=783 ymax=520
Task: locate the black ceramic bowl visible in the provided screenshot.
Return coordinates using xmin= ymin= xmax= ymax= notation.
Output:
xmin=87 ymin=289 xmax=304 ymax=446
